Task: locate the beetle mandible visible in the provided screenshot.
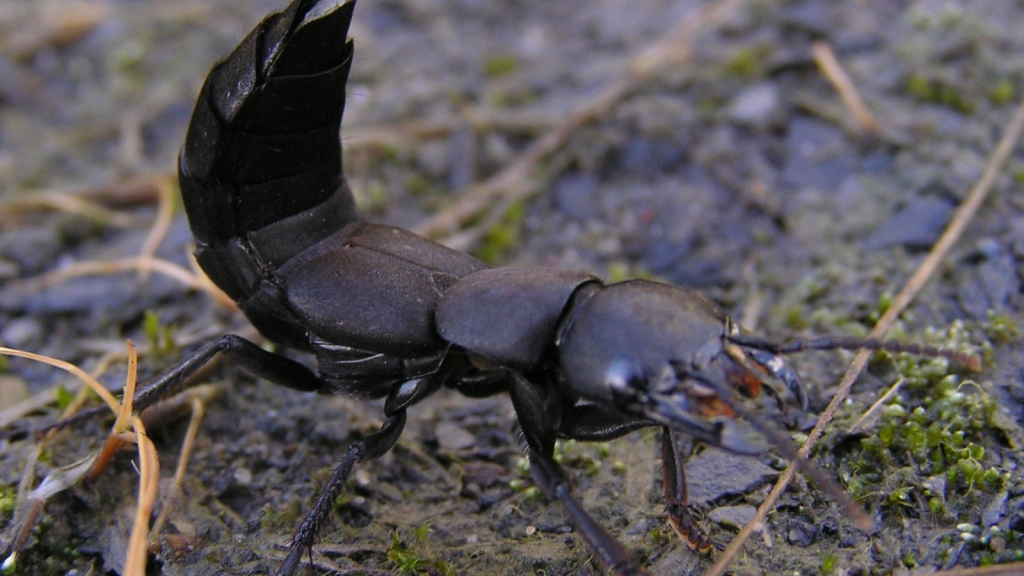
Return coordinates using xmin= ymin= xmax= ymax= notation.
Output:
xmin=100 ymin=0 xmax=977 ymax=574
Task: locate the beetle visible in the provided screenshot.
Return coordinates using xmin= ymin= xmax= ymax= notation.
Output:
xmin=67 ymin=0 xmax=975 ymax=574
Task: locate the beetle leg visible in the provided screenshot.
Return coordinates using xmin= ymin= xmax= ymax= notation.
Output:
xmin=661 ymin=427 xmax=719 ymax=553
xmin=446 ymin=370 xmax=509 ymax=398
xmin=557 ymin=402 xmax=656 ymax=441
xmin=556 ymin=405 xmax=718 ymax=554
xmin=36 ymin=335 xmax=327 ymax=436
xmin=277 ymin=409 xmax=407 ymax=576
xmin=509 ymin=372 xmax=648 ymax=576
xmin=131 ymin=334 xmax=325 ymax=410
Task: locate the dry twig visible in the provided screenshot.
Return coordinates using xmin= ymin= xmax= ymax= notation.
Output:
xmin=811 ymin=41 xmax=879 ymax=133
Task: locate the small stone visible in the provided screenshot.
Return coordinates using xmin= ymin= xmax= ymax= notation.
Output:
xmin=1 ymin=317 xmax=43 ymax=348
xmin=982 ymin=491 xmax=1008 ymax=528
xmin=708 ymin=505 xmax=757 ymax=530
xmin=685 ymin=448 xmax=778 ymax=504
xmin=232 ymin=467 xmax=253 ymax=487
xmin=863 ymin=197 xmax=954 ymax=250
xmin=728 ymin=82 xmax=782 ymax=128
xmin=436 ymin=422 xmax=476 ymax=451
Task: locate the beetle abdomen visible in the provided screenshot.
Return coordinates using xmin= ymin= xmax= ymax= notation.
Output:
xmin=179 ymin=0 xmax=359 ymax=283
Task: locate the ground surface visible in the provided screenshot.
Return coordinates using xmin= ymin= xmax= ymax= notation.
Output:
xmin=0 ymin=0 xmax=1023 ymax=575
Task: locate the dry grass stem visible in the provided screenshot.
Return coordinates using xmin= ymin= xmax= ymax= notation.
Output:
xmin=17 ymin=255 xmax=235 ymax=309
xmin=0 ymin=191 xmax=142 ymax=228
xmin=61 ymin=348 xmax=125 ymax=419
xmin=847 ymin=377 xmax=904 ymax=435
xmin=125 ymin=415 xmax=159 ymax=576
xmin=113 ymin=341 xmax=139 ymax=432
xmin=136 ymin=176 xmax=177 ymax=282
xmin=0 ymin=0 xmax=110 ymax=58
xmin=705 ymin=89 xmax=1024 ymax=576
xmin=413 ymin=0 xmax=749 ymax=244
xmin=0 ymin=346 xmax=121 ymax=415
xmin=1 ymin=341 xmax=160 ymax=574
xmin=812 ymin=41 xmax=879 ymax=133
xmin=149 ymin=385 xmax=221 ymax=536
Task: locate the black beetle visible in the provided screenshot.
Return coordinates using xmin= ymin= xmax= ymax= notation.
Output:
xmin=79 ymin=0 xmax=975 ymax=574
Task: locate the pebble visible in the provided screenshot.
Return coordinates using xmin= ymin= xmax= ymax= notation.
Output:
xmin=436 ymin=421 xmax=476 ymax=450
xmin=728 ymin=82 xmax=782 ymax=128
xmin=708 ymin=505 xmax=757 ymax=530
xmin=862 ymin=197 xmax=954 ymax=250
xmin=685 ymin=448 xmax=778 ymax=504
xmin=0 ymin=316 xmax=43 ymax=348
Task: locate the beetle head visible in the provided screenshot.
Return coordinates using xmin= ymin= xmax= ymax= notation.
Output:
xmin=557 ymin=281 xmax=808 ymax=454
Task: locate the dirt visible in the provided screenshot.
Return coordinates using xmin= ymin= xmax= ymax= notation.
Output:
xmin=1 ymin=0 xmax=1023 ymax=575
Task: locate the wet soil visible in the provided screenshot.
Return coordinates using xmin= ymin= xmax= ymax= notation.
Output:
xmin=1 ymin=0 xmax=1023 ymax=575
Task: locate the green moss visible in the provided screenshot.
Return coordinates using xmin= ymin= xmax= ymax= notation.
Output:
xmin=836 ymin=321 xmax=1006 ymax=529
xmin=476 ymin=201 xmax=526 ymax=265
xmin=989 ymin=78 xmax=1015 ymax=106
xmin=404 ymin=173 xmax=431 ymax=197
xmin=870 ymin=291 xmax=894 ymax=323
xmin=724 ymin=45 xmax=772 ymax=78
xmin=983 ymin=310 xmax=1019 ymax=344
xmin=0 ymin=485 xmax=15 ymax=515
xmin=905 ymin=73 xmax=977 ymax=114
xmin=386 ymin=527 xmax=455 ymax=576
xmin=782 ymin=305 xmax=810 ymax=331
xmin=820 ymin=552 xmax=838 ymax=575
xmin=54 ymin=385 xmax=75 ymax=411
xmin=483 ymin=54 xmax=518 ymax=78
xmin=142 ymin=309 xmax=179 ymax=360
xmin=263 ymin=500 xmax=305 ymax=532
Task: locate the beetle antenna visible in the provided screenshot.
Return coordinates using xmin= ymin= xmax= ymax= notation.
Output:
xmin=728 ymin=334 xmax=981 ymax=372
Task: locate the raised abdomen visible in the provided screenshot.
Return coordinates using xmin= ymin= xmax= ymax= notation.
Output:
xmin=178 ymin=0 xmax=360 ymax=302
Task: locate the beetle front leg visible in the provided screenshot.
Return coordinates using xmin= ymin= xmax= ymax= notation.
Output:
xmin=661 ymin=427 xmax=717 ymax=553
xmin=557 ymin=406 xmax=717 ymax=553
xmin=277 ymin=409 xmax=407 ymax=576
xmin=509 ymin=373 xmax=648 ymax=576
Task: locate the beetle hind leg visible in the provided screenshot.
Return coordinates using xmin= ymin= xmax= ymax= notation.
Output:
xmin=277 ymin=409 xmax=407 ymax=576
